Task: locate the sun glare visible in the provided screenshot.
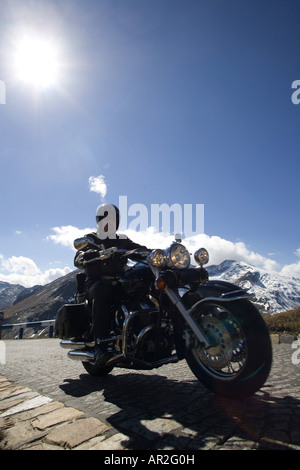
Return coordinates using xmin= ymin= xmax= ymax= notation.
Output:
xmin=13 ymin=35 xmax=60 ymax=89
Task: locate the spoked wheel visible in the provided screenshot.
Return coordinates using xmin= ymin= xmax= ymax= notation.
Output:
xmin=185 ymin=299 xmax=272 ymax=398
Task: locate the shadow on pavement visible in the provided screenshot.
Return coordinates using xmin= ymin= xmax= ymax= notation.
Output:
xmin=59 ymin=370 xmax=300 ymax=450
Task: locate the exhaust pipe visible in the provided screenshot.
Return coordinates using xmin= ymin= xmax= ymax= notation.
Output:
xmin=67 ymin=350 xmax=95 ymax=362
xmin=60 ymin=340 xmax=94 ymax=350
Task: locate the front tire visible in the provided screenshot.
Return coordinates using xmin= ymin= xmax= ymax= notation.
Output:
xmin=185 ymin=299 xmax=272 ymax=398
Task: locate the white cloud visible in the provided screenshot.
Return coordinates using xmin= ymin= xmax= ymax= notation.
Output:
xmin=280 ymin=262 xmax=300 ymax=278
xmin=124 ymin=229 xmax=280 ymax=272
xmin=2 ymin=229 xmax=299 ymax=289
xmin=1 ymin=256 xmax=40 ymax=276
xmin=47 ymin=225 xmax=284 ymax=273
xmin=131 ymin=231 xmax=300 ymax=278
xmin=279 ymin=247 xmax=300 ymax=278
xmin=47 ymin=225 xmax=93 ymax=250
xmin=185 ymin=234 xmax=280 ymax=272
xmin=0 ymin=254 xmax=72 ymax=288
xmin=88 ymin=175 xmax=107 ymax=200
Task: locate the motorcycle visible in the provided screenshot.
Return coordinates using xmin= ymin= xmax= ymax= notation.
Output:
xmin=55 ymin=236 xmax=272 ymax=398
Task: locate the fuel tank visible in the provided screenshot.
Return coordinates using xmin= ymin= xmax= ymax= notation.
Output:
xmin=118 ymin=263 xmax=153 ymax=296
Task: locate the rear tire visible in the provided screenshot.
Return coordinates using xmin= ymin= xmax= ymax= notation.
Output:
xmin=185 ymin=299 xmax=272 ymax=398
xmin=82 ymin=361 xmax=114 ymax=376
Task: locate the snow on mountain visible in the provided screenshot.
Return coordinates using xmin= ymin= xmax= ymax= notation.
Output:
xmin=1 ymin=270 xmax=78 ymax=337
xmin=0 ymin=281 xmax=26 ymax=310
xmin=207 ymin=260 xmax=300 ymax=315
xmin=1 ymin=260 xmax=300 ymax=325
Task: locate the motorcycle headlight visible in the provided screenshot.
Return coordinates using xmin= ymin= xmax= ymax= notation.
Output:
xmin=167 ymin=243 xmax=190 ymax=269
xmin=194 ymin=248 xmax=209 ymax=266
xmin=149 ymin=249 xmax=167 ymax=268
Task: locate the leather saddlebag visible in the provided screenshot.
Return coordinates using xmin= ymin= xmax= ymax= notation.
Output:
xmin=55 ymin=304 xmax=90 ymax=339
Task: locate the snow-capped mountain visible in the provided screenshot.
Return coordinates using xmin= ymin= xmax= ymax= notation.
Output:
xmin=207 ymin=260 xmax=300 ymax=314
xmin=1 ymin=260 xmax=300 ymax=332
xmin=1 ymin=270 xmax=78 ymax=337
xmin=0 ymin=281 xmax=28 ymax=310
xmin=0 ymin=281 xmax=42 ymax=311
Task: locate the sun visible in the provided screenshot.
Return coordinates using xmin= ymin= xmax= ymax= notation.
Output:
xmin=13 ymin=35 xmax=61 ymax=89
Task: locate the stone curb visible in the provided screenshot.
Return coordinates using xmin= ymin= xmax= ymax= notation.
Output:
xmin=0 ymin=374 xmax=130 ymax=450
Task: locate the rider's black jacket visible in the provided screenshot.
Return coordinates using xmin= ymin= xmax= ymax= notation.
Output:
xmin=74 ymin=232 xmax=148 ymax=282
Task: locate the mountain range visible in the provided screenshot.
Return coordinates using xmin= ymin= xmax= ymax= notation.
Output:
xmin=206 ymin=260 xmax=300 ymax=315
xmin=0 ymin=281 xmax=41 ymax=310
xmin=0 ymin=271 xmax=78 ymax=330
xmin=0 ymin=261 xmax=299 ymax=337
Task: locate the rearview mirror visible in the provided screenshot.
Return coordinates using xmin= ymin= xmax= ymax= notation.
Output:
xmin=73 ymin=237 xmax=96 ymax=250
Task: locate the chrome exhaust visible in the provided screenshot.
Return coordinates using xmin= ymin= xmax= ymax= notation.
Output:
xmin=67 ymin=350 xmax=95 ymax=362
xmin=60 ymin=340 xmax=94 ymax=349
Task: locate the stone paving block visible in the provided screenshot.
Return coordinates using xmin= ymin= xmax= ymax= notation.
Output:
xmin=0 ymin=390 xmax=40 ymax=410
xmin=1 ymin=340 xmax=300 ymax=451
xmin=45 ymin=417 xmax=111 ymax=449
xmin=32 ymin=405 xmax=84 ymax=430
xmin=0 ymin=390 xmax=38 ymax=409
xmin=0 ymin=419 xmax=47 ymax=450
xmin=0 ymin=401 xmax=64 ymax=429
xmin=142 ymin=418 xmax=181 ymax=434
xmin=0 ymin=396 xmax=29 ymax=412
xmin=119 ymin=417 xmax=181 ymax=441
xmin=201 ymin=435 xmax=223 ymax=450
xmin=11 ymin=401 xmax=65 ymax=422
xmin=89 ymin=432 xmax=131 ymax=450
xmin=0 ymin=385 xmax=32 ymax=399
xmin=154 ymin=432 xmax=191 ymax=450
xmin=73 ymin=434 xmax=107 ymax=450
xmin=20 ymin=441 xmax=65 ymax=450
xmin=0 ymin=395 xmax=52 ymax=418
xmin=0 ymin=381 xmax=12 ymax=389
xmin=220 ymin=436 xmax=259 ymax=450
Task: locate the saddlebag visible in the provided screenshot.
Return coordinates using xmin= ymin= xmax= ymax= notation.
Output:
xmin=55 ymin=304 xmax=90 ymax=340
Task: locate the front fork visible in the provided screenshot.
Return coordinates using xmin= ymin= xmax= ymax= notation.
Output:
xmin=150 ymin=265 xmax=255 ymax=350
xmin=164 ymin=286 xmax=211 ymax=349
xmin=150 ymin=265 xmax=211 ymax=349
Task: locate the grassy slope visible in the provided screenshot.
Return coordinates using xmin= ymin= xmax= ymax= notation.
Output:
xmin=264 ymin=306 xmax=300 ymax=336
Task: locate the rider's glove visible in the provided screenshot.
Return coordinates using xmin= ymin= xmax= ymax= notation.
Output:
xmin=82 ymin=249 xmax=100 ymax=261
xmin=74 ymin=249 xmax=100 ymax=269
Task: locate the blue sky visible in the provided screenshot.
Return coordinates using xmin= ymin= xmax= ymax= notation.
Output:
xmin=0 ymin=0 xmax=299 ymax=287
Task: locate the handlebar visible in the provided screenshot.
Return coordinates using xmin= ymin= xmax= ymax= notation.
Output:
xmin=83 ymin=248 xmax=150 ymax=265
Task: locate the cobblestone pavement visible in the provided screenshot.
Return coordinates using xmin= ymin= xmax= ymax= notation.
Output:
xmin=0 ymin=336 xmax=300 ymax=450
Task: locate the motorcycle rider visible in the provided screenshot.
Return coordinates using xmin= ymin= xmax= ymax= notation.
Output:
xmin=74 ymin=203 xmax=149 ymax=365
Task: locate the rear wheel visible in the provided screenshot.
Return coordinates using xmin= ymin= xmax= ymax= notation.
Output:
xmin=185 ymin=299 xmax=272 ymax=398
xmin=82 ymin=361 xmax=114 ymax=376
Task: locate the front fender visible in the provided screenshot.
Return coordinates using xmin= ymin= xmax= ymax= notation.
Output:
xmin=182 ymin=280 xmax=254 ymax=309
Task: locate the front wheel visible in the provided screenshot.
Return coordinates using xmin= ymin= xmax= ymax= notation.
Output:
xmin=185 ymin=299 xmax=272 ymax=398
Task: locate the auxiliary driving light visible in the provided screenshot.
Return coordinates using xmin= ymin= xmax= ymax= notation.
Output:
xmin=194 ymin=248 xmax=209 ymax=266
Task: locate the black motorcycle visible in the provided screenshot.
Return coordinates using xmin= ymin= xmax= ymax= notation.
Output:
xmin=55 ymin=236 xmax=272 ymax=398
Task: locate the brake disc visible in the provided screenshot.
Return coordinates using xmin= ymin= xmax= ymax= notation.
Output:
xmin=194 ymin=315 xmax=233 ymax=370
